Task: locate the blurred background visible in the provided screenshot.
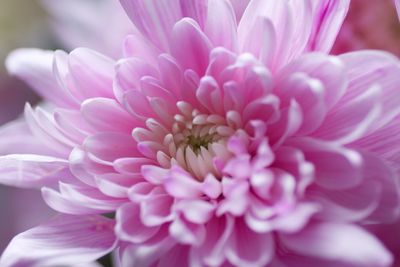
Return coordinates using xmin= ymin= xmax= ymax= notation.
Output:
xmin=0 ymin=0 xmax=52 ymax=254
xmin=0 ymin=0 xmax=399 ymax=262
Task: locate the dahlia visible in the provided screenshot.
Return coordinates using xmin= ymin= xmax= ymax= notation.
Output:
xmin=1 ymin=0 xmax=400 ymax=266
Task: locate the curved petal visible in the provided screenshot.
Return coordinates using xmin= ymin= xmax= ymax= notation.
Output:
xmin=225 ymin=219 xmax=274 ymax=267
xmin=171 ymin=18 xmax=212 ymax=75
xmin=280 ymin=222 xmax=393 ymax=267
xmin=0 ymin=214 xmax=117 ymax=267
xmin=6 ymin=49 xmax=77 ymax=108
xmin=115 ymin=203 xmax=160 ymax=244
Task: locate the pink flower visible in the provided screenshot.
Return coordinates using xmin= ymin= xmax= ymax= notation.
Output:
xmin=333 ymin=0 xmax=400 ymax=55
xmin=1 ymin=0 xmax=400 ymax=266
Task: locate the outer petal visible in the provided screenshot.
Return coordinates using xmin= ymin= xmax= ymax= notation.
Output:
xmin=119 ymin=0 xmax=182 ymax=50
xmin=307 ymin=0 xmax=350 ymax=53
xmin=279 ymin=222 xmax=393 ymax=267
xmin=0 ymin=154 xmax=69 ymax=188
xmin=396 ymin=0 xmax=400 ymax=19
xmin=314 ymin=51 xmax=400 ymax=143
xmin=0 ymin=119 xmax=55 ymax=156
xmin=0 ymin=214 xmax=117 ymax=267
xmin=6 ymin=49 xmax=77 ymax=108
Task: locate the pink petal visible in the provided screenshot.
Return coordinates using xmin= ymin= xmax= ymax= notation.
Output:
xmin=170 ymin=18 xmax=212 ymax=75
xmin=114 ymin=57 xmax=158 ymax=102
xmin=0 ymin=154 xmax=68 ymax=188
xmin=338 ymin=51 xmax=400 ymax=134
xmin=169 ymin=216 xmax=206 ymax=245
xmin=68 ymin=48 xmax=115 ymax=99
xmin=115 ymin=203 xmax=160 ymax=244
xmin=163 ymin=166 xmax=203 ymax=198
xmin=307 ymin=0 xmax=350 ymax=53
xmin=204 ymin=0 xmax=238 ymax=51
xmin=291 ymin=138 xmax=363 ymax=190
xmin=312 ymin=84 xmax=381 ymax=144
xmin=0 ymin=214 xmax=116 ymax=267
xmin=191 ymin=215 xmax=234 ymax=267
xmin=0 ymin=119 xmax=56 ymax=156
xmin=83 ymin=133 xmax=139 ymax=163
xmin=225 ymin=219 xmax=274 ymax=267
xmin=81 ymin=98 xmax=136 ymax=133
xmin=280 ymin=222 xmax=393 ymax=267
xmin=6 ymin=49 xmax=77 ymax=108
xmin=119 ymin=0 xmax=182 ymax=50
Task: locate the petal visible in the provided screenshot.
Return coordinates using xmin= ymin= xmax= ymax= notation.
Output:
xmin=81 ymin=98 xmax=136 ymax=133
xmin=290 ymin=138 xmax=363 ymax=190
xmin=204 ymin=0 xmax=238 ymax=51
xmin=119 ymin=0 xmax=182 ymax=50
xmin=312 ymin=84 xmax=382 ymax=144
xmin=68 ymin=48 xmax=115 ymax=99
xmin=307 ymin=0 xmax=350 ymax=53
xmin=338 ymin=51 xmax=400 ymax=134
xmin=0 ymin=119 xmax=56 ymax=156
xmin=0 ymin=154 xmax=68 ymax=188
xmin=226 ymin=219 xmax=274 ymax=267
xmin=6 ymin=49 xmax=77 ymax=108
xmin=84 ymin=133 xmax=139 ymax=163
xmin=280 ymin=222 xmax=393 ymax=267
xmin=192 ymin=215 xmax=234 ymax=267
xmin=116 ymin=203 xmax=160 ymax=244
xmin=0 ymin=214 xmax=116 ymax=267
xmin=171 ymin=18 xmax=212 ymax=75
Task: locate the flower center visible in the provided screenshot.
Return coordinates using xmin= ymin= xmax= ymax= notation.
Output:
xmin=185 ymin=133 xmax=216 ymax=155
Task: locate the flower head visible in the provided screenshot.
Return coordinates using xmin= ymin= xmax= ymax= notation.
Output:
xmin=1 ymin=1 xmax=400 ymax=267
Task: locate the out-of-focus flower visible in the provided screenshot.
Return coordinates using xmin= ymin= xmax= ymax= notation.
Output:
xmin=333 ymin=0 xmax=400 ymax=55
xmin=1 ymin=1 xmax=400 ymax=267
xmin=41 ymin=0 xmax=133 ymax=58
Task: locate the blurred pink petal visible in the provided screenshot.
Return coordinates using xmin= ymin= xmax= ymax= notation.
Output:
xmin=0 ymin=214 xmax=116 ymax=267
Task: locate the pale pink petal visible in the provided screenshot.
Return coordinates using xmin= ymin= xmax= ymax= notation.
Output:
xmin=6 ymin=49 xmax=77 ymax=108
xmin=204 ymin=0 xmax=238 ymax=52
xmin=0 ymin=214 xmax=116 ymax=267
xmin=81 ymin=98 xmax=135 ymax=133
xmin=0 ymin=119 xmax=56 ymax=156
xmin=0 ymin=154 xmax=68 ymax=188
xmin=280 ymin=222 xmax=393 ymax=267
xmin=115 ymin=203 xmax=160 ymax=244
xmin=68 ymin=48 xmax=115 ymax=99
xmin=119 ymin=0 xmax=182 ymax=50
xmin=338 ymin=51 xmax=400 ymax=134
xmin=290 ymin=138 xmax=363 ymax=190
xmin=83 ymin=132 xmax=139 ymax=163
xmin=170 ymin=18 xmax=212 ymax=75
